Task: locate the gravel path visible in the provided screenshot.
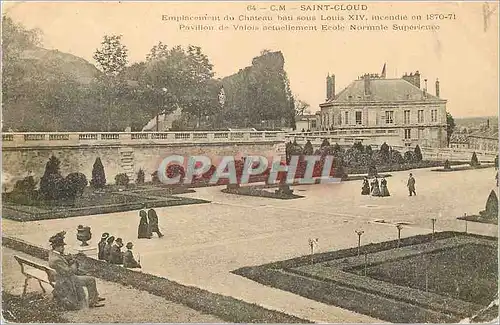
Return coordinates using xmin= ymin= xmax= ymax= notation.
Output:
xmin=2 ymin=247 xmax=224 ymax=323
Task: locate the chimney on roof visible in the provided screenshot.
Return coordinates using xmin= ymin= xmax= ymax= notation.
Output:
xmin=326 ymin=74 xmax=336 ymax=100
xmin=487 ymin=119 xmax=490 ymax=129
xmin=402 ymin=71 xmax=421 ymax=89
xmin=423 ymin=79 xmax=428 ymax=98
xmin=435 ymin=78 xmax=440 ymax=97
xmin=364 ymin=74 xmax=371 ymax=96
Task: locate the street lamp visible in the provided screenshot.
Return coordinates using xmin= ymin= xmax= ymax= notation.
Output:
xmin=396 ymin=224 xmax=403 ymax=248
xmin=355 ymin=230 xmax=364 ymax=256
xmin=431 ymin=218 xmax=437 ymax=239
xmin=463 ymin=213 xmax=468 ymax=233
xmin=308 ymin=238 xmax=319 ymax=263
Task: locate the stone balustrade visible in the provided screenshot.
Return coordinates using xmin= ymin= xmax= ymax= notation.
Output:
xmin=2 ymin=131 xmax=285 ymax=148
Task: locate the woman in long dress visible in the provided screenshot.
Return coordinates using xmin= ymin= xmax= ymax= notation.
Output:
xmin=380 ymin=177 xmax=390 ymax=197
xmin=371 ymin=177 xmax=381 ymax=197
xmin=138 ymin=210 xmax=151 ymax=239
xmin=361 ymin=177 xmax=370 ymax=195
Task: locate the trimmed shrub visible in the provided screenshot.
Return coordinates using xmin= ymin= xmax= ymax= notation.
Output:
xmin=470 ymin=152 xmax=480 ymax=167
xmin=39 ymin=156 xmax=64 ymax=201
xmin=136 ymin=169 xmax=145 ymax=185
xmin=90 ymin=158 xmax=106 ymax=189
xmin=115 ymin=173 xmax=130 ymax=186
xmin=353 ymin=142 xmax=364 ymax=153
xmin=414 ymin=145 xmax=423 ymax=162
xmin=13 ymin=176 xmax=37 ymax=195
xmin=151 ymin=171 xmax=161 ymax=184
xmin=403 ymin=151 xmax=416 ymax=163
xmin=320 ymin=138 xmax=331 ymax=148
xmin=64 ymin=173 xmax=88 ymax=199
xmin=303 ymin=140 xmax=314 ymax=155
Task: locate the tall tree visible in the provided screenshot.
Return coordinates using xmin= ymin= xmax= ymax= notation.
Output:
xmin=446 ymin=112 xmax=456 ymax=146
xmin=295 ymin=99 xmax=311 ymax=116
xmin=93 ymin=35 xmax=129 ymax=131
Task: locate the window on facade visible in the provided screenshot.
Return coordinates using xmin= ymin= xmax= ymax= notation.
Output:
xmin=344 ymin=111 xmax=349 ymax=125
xmin=338 ymin=114 xmax=342 ymax=125
xmin=431 ymin=109 xmax=437 ymax=122
xmin=418 ymin=110 xmax=424 ymax=123
xmin=311 ymin=120 xmax=316 ymax=129
xmin=417 ymin=129 xmax=423 ymax=139
xmin=385 ymin=111 xmax=394 ymax=124
xmin=404 ymin=110 xmax=410 ymax=124
xmin=404 ymin=129 xmax=411 ymax=139
xmin=355 ymin=111 xmax=362 ymax=125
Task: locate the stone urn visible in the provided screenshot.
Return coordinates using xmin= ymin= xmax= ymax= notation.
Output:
xmin=76 ymin=225 xmax=92 ymax=246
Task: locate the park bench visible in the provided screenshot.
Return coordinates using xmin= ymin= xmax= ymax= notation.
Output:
xmin=14 ymin=255 xmax=56 ymax=296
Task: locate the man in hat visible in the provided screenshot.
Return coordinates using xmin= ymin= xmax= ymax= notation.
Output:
xmin=123 ymin=242 xmax=141 ymax=269
xmin=48 ymin=231 xmax=105 ymax=308
xmin=407 ymin=173 xmax=416 ymax=196
xmin=109 ymin=238 xmax=124 ymax=265
xmin=97 ymin=233 xmax=109 ymax=260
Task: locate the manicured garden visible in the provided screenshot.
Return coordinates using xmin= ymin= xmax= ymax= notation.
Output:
xmin=232 ymin=232 xmax=498 ymax=323
xmin=2 ymin=236 xmax=311 ymax=324
xmin=2 ymin=291 xmax=68 ymax=323
xmin=431 ymin=154 xmax=496 ymax=172
xmin=2 ymin=156 xmax=209 ymax=222
xmin=222 ymin=184 xmax=304 ymax=200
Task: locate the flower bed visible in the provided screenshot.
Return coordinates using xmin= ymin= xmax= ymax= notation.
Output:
xmin=221 ymin=186 xmax=304 ymax=200
xmin=2 ymin=236 xmax=311 ymax=324
xmin=232 ymin=232 xmax=498 ymax=324
xmin=2 ymin=291 xmax=68 ymax=323
xmin=457 ymin=214 xmax=498 ymax=225
xmin=2 ymin=193 xmax=209 ymax=222
xmin=431 ymin=164 xmax=495 ymax=172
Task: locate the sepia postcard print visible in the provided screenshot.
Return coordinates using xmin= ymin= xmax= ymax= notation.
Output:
xmin=1 ymin=1 xmax=499 ymax=323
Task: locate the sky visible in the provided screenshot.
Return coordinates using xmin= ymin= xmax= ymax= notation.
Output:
xmin=3 ymin=1 xmax=499 ymax=117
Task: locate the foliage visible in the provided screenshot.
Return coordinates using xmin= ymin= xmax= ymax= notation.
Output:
xmin=90 ymin=158 xmax=106 ymax=189
xmin=64 ymin=173 xmax=88 ymax=199
xmin=39 ymin=156 xmax=65 ymax=201
xmin=352 ymin=142 xmax=365 ymax=153
xmin=115 ymin=173 xmax=130 ymax=186
xmin=403 ymin=151 xmax=416 ymax=163
xmin=446 ymin=112 xmax=456 ymax=146
xmin=320 ymin=139 xmax=331 ymax=148
xmin=151 ymin=171 xmax=161 ymax=184
xmin=295 ymin=99 xmax=310 ymax=116
xmin=93 ymin=35 xmax=128 ymax=76
xmin=414 ymin=145 xmax=423 ymax=162
xmin=136 ymin=169 xmax=145 ymax=185
xmin=303 ymin=140 xmax=314 ymax=155
xmin=470 ymin=152 xmax=480 ymax=167
xmin=13 ymin=176 xmax=37 ymax=195
xmin=367 ymin=163 xmax=378 ymax=177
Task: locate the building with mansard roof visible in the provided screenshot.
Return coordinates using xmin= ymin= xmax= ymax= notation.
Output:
xmin=317 ymin=67 xmax=448 ymax=148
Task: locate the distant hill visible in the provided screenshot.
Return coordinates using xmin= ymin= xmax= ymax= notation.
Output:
xmin=455 ymin=116 xmax=498 ymax=130
xmin=19 ymin=47 xmax=101 ymax=84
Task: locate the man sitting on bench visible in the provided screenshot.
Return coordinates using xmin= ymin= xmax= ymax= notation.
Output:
xmin=48 ymin=231 xmax=105 ymax=308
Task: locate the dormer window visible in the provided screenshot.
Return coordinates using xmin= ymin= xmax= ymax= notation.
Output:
xmin=348 ymin=95 xmax=353 ymax=100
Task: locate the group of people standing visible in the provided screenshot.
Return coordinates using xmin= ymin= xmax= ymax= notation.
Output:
xmin=97 ymin=233 xmax=141 ymax=269
xmin=138 ymin=208 xmax=164 ymax=239
xmin=361 ymin=173 xmax=417 ymax=197
xmin=362 ymin=176 xmax=390 ymax=197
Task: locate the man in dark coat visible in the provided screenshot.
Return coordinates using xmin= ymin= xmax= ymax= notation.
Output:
xmin=109 ymin=238 xmax=124 ymax=265
xmin=97 ymin=233 xmax=109 ymax=260
xmin=123 ymin=242 xmax=141 ymax=269
xmin=147 ymin=209 xmax=164 ymax=238
xmin=103 ymin=236 xmax=114 ymax=262
xmin=407 ymin=173 xmax=416 ymax=196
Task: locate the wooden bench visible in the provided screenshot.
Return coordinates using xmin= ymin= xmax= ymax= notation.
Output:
xmin=14 ymin=255 xmax=56 ymax=296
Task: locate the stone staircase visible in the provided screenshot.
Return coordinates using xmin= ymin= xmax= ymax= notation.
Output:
xmin=119 ymin=147 xmax=135 ymax=181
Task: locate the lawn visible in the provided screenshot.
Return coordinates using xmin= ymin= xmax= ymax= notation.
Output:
xmin=350 ymin=244 xmax=498 ymax=305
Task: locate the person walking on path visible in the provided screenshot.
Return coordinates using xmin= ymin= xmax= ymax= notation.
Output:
xmin=380 ymin=177 xmax=390 ymax=197
xmin=407 ymin=173 xmax=416 ymax=196
xmin=123 ymin=242 xmax=141 ymax=269
xmin=138 ymin=210 xmax=151 ymax=239
xmin=147 ymin=209 xmax=164 ymax=238
xmin=361 ymin=177 xmax=370 ymax=195
xmin=371 ymin=177 xmax=381 ymax=197
xmin=48 ymin=231 xmax=105 ymax=309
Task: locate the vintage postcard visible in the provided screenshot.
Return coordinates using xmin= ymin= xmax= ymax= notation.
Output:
xmin=1 ymin=1 xmax=499 ymax=323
